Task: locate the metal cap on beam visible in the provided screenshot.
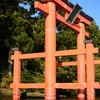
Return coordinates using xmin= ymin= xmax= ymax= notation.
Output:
xmin=84 ymin=40 xmax=96 ymax=46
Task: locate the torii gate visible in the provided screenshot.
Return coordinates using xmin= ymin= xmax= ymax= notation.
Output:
xmin=10 ymin=0 xmax=100 ymax=100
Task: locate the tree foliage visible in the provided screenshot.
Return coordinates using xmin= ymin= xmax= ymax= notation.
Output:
xmin=0 ymin=0 xmax=100 ymax=96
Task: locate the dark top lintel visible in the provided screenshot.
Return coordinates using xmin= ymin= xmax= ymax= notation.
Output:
xmin=63 ymin=0 xmax=93 ymax=22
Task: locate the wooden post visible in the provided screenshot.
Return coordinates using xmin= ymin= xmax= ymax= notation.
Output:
xmin=77 ymin=22 xmax=86 ymax=100
xmin=45 ymin=1 xmax=56 ymax=100
xmin=85 ymin=40 xmax=95 ymax=100
xmin=12 ymin=48 xmax=21 ymax=99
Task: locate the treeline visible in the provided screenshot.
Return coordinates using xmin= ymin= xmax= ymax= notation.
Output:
xmin=0 ymin=0 xmax=100 ymax=96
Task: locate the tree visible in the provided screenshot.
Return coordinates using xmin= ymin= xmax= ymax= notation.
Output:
xmin=0 ymin=0 xmax=44 ymax=87
xmin=1 ymin=1 xmax=100 ymax=96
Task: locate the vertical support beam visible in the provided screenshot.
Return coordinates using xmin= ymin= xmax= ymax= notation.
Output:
xmin=77 ymin=22 xmax=86 ymax=100
xmin=85 ymin=40 xmax=95 ymax=100
xmin=12 ymin=48 xmax=21 ymax=100
xmin=45 ymin=1 xmax=56 ymax=100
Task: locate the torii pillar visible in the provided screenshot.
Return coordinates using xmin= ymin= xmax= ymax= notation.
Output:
xmin=45 ymin=1 xmax=56 ymax=100
xmin=77 ymin=21 xmax=86 ymax=100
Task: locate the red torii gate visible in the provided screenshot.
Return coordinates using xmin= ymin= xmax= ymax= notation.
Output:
xmin=10 ymin=0 xmax=100 ymax=100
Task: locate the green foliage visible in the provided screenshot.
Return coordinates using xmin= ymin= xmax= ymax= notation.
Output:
xmin=57 ymin=66 xmax=77 ymax=83
xmin=21 ymin=59 xmax=44 ymax=83
xmin=56 ymin=22 xmax=77 ymax=83
xmin=2 ymin=75 xmax=13 ymax=88
xmin=1 ymin=0 xmax=100 ymax=96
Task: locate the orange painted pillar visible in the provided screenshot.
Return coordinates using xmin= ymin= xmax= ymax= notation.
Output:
xmin=45 ymin=1 xmax=56 ymax=100
xmin=85 ymin=40 xmax=95 ymax=100
xmin=77 ymin=22 xmax=86 ymax=100
xmin=12 ymin=48 xmax=21 ymax=99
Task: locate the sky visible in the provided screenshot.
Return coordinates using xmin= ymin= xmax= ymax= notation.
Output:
xmin=71 ymin=0 xmax=100 ymax=27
